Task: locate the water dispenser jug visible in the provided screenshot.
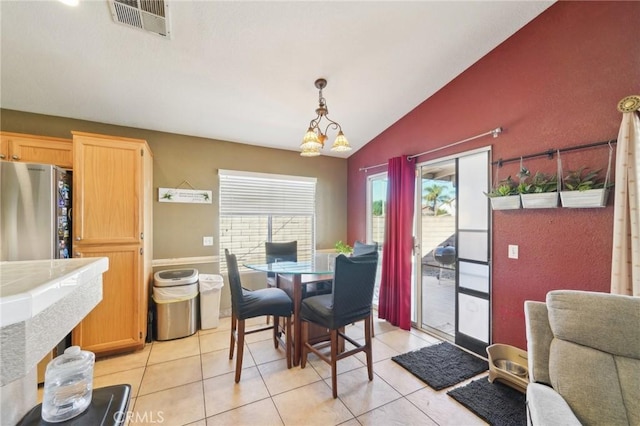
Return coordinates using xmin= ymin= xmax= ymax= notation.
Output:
xmin=41 ymin=346 xmax=95 ymax=423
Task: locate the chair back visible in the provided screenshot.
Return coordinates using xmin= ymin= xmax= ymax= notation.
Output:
xmin=265 ymin=241 xmax=297 ymax=277
xmin=525 ymin=290 xmax=640 ymax=425
xmin=331 ymin=253 xmax=378 ymax=326
xmin=225 ymin=249 xmax=245 ymax=314
xmin=353 ymin=240 xmax=378 ymax=257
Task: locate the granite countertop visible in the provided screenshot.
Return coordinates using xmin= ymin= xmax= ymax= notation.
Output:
xmin=0 ymin=257 xmax=109 ymax=328
xmin=0 ymin=257 xmax=109 ymax=425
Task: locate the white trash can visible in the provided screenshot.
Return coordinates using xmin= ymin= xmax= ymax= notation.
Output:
xmin=199 ymin=274 xmax=224 ymax=329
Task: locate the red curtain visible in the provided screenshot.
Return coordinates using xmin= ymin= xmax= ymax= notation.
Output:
xmin=378 ymin=155 xmax=415 ymax=330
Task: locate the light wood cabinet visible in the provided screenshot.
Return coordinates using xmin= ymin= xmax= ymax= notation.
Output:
xmin=0 ymin=132 xmax=73 ymax=168
xmin=72 ymin=131 xmax=153 ymax=356
xmin=72 ymin=245 xmax=142 ymax=353
xmin=73 ymin=134 xmax=144 ymax=245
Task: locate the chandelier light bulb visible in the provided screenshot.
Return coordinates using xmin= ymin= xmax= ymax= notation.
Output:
xmin=331 ymin=131 xmax=352 ymax=152
xmin=301 ymin=128 xmax=322 ymax=150
xmin=300 ymin=144 xmax=321 ymax=157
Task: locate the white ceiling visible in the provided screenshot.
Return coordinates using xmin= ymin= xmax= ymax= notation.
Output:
xmin=1 ymin=1 xmax=554 ymax=158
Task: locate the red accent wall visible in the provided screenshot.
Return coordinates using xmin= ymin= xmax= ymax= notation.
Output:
xmin=347 ymin=2 xmax=640 ymax=349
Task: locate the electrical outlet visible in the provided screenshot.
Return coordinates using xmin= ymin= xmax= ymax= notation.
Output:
xmin=203 ymin=236 xmax=214 ymax=246
xmin=508 ymin=244 xmax=519 ymax=259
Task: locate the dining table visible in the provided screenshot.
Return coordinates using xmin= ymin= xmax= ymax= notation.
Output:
xmin=244 ymin=253 xmax=338 ymax=366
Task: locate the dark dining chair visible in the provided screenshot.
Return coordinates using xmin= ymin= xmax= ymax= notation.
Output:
xmin=299 ymin=252 xmax=378 ymax=398
xmin=265 ymin=241 xmax=297 ymax=325
xmin=265 ymin=241 xmax=297 ymax=289
xmin=353 ymin=240 xmax=378 ymax=256
xmin=225 ymin=249 xmax=293 ymax=382
xmin=352 ymin=240 xmax=379 ymax=336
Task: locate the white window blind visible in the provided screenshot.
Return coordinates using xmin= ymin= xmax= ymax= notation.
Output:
xmin=219 ymin=169 xmax=316 ymax=216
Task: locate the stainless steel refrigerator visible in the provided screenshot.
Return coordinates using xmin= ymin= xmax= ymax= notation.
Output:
xmin=0 ymin=161 xmax=72 ymax=261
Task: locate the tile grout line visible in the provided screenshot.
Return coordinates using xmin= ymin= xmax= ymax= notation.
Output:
xmin=197 ymin=330 xmax=206 ymax=424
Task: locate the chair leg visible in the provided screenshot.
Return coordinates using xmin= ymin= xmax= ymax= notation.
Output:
xmin=370 ymin=307 xmax=375 ymax=338
xmin=331 ymin=329 xmax=339 ymax=398
xmin=229 ymin=312 xmax=237 ymax=360
xmin=235 ymin=319 xmax=246 ymax=383
xmin=364 ymin=315 xmax=373 ymax=381
xmin=273 ymin=316 xmax=280 ymax=349
xmin=285 ymin=315 xmax=292 ymax=369
xmin=300 ymin=320 xmax=309 ymax=369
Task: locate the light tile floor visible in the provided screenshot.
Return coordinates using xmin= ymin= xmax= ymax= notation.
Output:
xmin=41 ymin=315 xmax=489 ymax=425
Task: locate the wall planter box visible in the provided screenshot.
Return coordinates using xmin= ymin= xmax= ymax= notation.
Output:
xmin=560 ymin=189 xmax=609 ymax=208
xmin=489 ymin=195 xmax=521 ymax=210
xmin=520 ymin=192 xmax=558 ymax=209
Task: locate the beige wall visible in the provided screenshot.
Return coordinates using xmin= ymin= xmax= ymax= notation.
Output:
xmin=1 ymin=108 xmax=348 ymax=314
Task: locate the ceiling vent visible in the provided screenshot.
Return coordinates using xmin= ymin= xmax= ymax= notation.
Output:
xmin=109 ymin=0 xmax=171 ymax=39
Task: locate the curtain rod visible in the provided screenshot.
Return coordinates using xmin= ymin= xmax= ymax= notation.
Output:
xmin=359 ymin=127 xmax=503 ymax=172
xmin=492 ymin=139 xmax=617 ymax=167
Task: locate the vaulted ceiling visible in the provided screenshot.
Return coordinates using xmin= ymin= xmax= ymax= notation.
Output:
xmin=1 ymin=1 xmax=554 ymax=157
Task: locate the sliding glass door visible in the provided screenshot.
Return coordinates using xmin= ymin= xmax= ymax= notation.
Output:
xmin=456 ymin=150 xmax=491 ymax=355
xmin=413 ymin=148 xmax=492 ymax=355
xmin=415 ymin=159 xmax=457 ymax=339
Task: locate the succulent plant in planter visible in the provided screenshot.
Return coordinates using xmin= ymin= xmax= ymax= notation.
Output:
xmin=518 ymin=171 xmax=559 ymax=209
xmin=486 ymin=176 xmax=521 ymax=210
xmin=563 ymin=167 xmax=606 ymax=191
xmin=560 ymin=167 xmax=612 ymax=208
xmin=518 ymin=171 xmax=558 ymax=194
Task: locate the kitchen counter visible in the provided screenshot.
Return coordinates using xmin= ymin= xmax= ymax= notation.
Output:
xmin=0 ymin=257 xmax=108 ymax=425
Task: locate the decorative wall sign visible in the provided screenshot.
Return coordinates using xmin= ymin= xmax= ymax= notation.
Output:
xmin=158 ymin=187 xmax=212 ymax=204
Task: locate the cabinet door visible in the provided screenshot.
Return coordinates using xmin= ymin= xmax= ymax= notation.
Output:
xmin=0 ymin=136 xmax=7 ymax=160
xmin=1 ymin=132 xmax=73 ymax=168
xmin=73 ymin=134 xmax=143 ymax=245
xmin=72 ymin=244 xmax=143 ymax=354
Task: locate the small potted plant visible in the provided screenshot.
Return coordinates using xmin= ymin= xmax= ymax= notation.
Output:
xmin=560 ymin=167 xmax=611 ymax=208
xmin=485 ymin=176 xmax=521 ymax=210
xmin=519 ymin=170 xmax=559 ymax=209
xmin=334 ymin=241 xmax=353 ymax=255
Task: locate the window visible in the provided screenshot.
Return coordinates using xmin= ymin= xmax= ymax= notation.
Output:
xmin=366 ymin=172 xmax=387 ymax=306
xmin=219 ymin=170 xmax=316 ymax=271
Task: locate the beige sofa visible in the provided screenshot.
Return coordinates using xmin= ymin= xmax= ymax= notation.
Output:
xmin=524 ymin=290 xmax=640 ymax=425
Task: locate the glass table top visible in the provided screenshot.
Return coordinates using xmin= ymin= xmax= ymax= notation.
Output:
xmin=244 ymin=253 xmax=338 ymax=275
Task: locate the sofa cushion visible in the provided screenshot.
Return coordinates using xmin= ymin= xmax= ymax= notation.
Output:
xmin=526 ymin=383 xmax=581 ymax=426
xmin=549 ymin=339 xmax=630 ymax=425
xmin=546 ymin=290 xmax=640 ymax=426
xmin=524 ymin=301 xmax=553 ymax=385
xmin=617 ymin=355 xmax=640 ymax=426
xmin=546 ymin=290 xmax=640 ymax=358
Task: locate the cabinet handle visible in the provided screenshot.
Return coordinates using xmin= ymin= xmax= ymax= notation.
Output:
xmin=0 ymin=154 xmax=5 ymax=159
xmin=11 ymin=155 xmax=20 ymax=160
xmin=75 ymin=236 xmax=82 ymax=241
xmin=75 ymin=252 xmax=82 ymax=258
xmin=140 ymin=248 xmax=143 ymax=255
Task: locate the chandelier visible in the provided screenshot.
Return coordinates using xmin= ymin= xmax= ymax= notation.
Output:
xmin=300 ymin=78 xmax=352 ymax=157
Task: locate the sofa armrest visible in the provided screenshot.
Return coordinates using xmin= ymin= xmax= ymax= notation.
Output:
xmin=526 ymin=383 xmax=581 ymax=426
xmin=524 ymin=301 xmax=553 ymax=384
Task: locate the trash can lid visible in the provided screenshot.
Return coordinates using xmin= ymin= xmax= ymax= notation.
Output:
xmin=199 ymin=274 xmax=224 ymax=291
xmin=154 ymin=269 xmax=199 ymax=286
